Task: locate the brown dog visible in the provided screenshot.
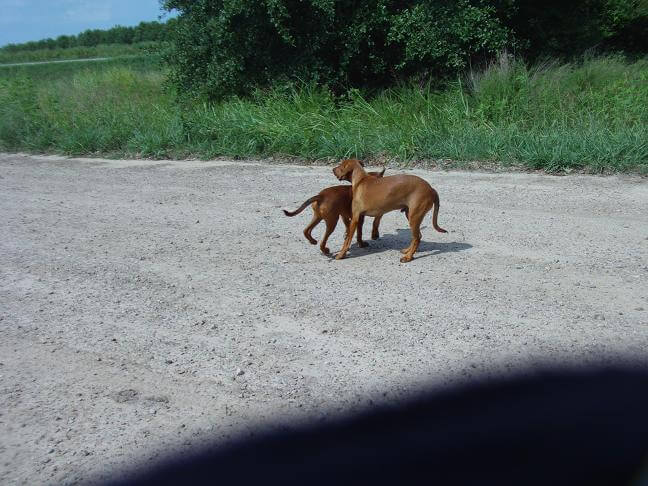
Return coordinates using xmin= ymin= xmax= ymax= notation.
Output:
xmin=283 ymin=169 xmax=385 ymax=255
xmin=332 ymin=159 xmax=447 ymax=263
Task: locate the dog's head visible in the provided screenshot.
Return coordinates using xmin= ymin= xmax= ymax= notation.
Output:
xmin=339 ymin=165 xmax=385 ymax=182
xmin=332 ymin=158 xmax=364 ymax=181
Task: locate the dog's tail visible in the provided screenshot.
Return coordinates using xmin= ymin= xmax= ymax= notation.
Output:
xmin=431 ymin=189 xmax=448 ymax=233
xmin=282 ymin=195 xmax=321 ymax=217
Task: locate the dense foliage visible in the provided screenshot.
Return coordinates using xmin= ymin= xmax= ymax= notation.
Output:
xmin=162 ymin=0 xmax=515 ymax=99
xmin=508 ymin=0 xmax=648 ymax=59
xmin=162 ymin=0 xmax=647 ymax=99
xmin=0 ymin=20 xmax=176 ymax=53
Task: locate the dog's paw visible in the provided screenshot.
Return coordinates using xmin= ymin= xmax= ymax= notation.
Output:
xmin=371 ymin=233 xmax=379 ymax=240
xmin=335 ymin=253 xmax=345 ymax=260
xmin=400 ymin=256 xmax=412 ymax=263
xmin=321 ymin=247 xmax=330 ymax=255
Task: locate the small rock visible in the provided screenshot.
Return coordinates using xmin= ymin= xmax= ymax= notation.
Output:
xmin=145 ymin=395 xmax=170 ymax=404
xmin=236 ymin=368 xmax=245 ymax=376
xmin=165 ymin=359 xmax=173 ymax=364
xmin=636 ymin=307 xmax=645 ymax=311
xmin=149 ymin=408 xmax=156 ymax=415
xmin=593 ymin=314 xmax=605 ymax=321
xmin=113 ymin=389 xmax=139 ymax=403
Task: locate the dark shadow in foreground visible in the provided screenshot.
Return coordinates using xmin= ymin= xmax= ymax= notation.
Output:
xmin=337 ymin=227 xmax=472 ymax=260
xmin=106 ymin=365 xmax=648 ymax=486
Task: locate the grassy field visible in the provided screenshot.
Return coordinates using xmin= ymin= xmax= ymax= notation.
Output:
xmin=0 ymin=53 xmax=646 ymax=173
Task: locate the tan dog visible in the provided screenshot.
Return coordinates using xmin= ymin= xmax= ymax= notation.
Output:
xmin=283 ymin=169 xmax=385 ymax=255
xmin=332 ymin=159 xmax=447 ymax=263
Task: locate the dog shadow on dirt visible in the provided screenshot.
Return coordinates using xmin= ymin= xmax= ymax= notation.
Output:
xmin=333 ymin=227 xmax=472 ymax=260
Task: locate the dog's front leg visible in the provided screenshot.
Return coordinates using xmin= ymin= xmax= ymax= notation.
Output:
xmin=336 ymin=214 xmax=360 ymax=260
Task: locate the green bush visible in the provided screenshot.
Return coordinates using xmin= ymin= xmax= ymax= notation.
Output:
xmin=162 ymin=0 xmax=647 ymax=100
xmin=508 ymin=0 xmax=648 ymax=59
xmin=162 ymin=0 xmax=513 ymax=99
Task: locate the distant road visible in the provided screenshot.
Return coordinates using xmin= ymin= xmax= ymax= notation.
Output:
xmin=0 ymin=56 xmax=135 ymax=67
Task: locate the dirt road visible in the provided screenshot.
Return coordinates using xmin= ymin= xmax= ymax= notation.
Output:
xmin=0 ymin=56 xmax=127 ymax=68
xmin=1 ymin=153 xmax=647 ymax=484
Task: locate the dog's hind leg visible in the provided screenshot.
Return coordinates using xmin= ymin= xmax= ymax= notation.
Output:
xmin=320 ymin=217 xmax=338 ymax=255
xmin=356 ymin=215 xmax=369 ymax=248
xmin=371 ymin=215 xmax=382 ymax=240
xmin=303 ymin=214 xmax=321 ymax=245
xmin=400 ymin=208 xmax=426 ymax=263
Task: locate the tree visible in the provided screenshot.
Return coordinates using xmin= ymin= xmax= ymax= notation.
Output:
xmin=162 ymin=0 xmax=513 ymax=99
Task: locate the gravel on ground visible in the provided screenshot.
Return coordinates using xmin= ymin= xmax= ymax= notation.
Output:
xmin=1 ymin=153 xmax=647 ymax=484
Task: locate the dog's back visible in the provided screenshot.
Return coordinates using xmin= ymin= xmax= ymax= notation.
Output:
xmin=312 ymin=185 xmax=353 ymax=219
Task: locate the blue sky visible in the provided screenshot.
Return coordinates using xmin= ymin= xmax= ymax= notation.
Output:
xmin=0 ymin=0 xmax=172 ymax=47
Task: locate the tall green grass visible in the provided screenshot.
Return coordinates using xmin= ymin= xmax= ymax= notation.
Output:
xmin=0 ymin=65 xmax=179 ymax=156
xmin=0 ymin=54 xmax=645 ymax=172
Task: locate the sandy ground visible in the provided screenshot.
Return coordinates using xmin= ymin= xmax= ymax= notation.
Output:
xmin=1 ymin=153 xmax=647 ymax=484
